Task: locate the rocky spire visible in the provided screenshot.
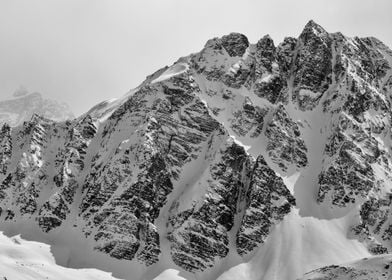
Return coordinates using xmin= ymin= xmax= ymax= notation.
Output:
xmin=299 ymin=19 xmax=329 ymax=41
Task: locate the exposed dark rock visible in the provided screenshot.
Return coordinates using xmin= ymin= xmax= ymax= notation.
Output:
xmin=168 ymin=140 xmax=250 ymax=271
xmin=221 ymin=33 xmax=249 ymax=57
xmin=265 ymin=105 xmax=308 ymax=171
xmin=236 ymin=155 xmax=295 ymax=255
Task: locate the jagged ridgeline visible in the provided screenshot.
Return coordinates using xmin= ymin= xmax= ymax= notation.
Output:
xmin=0 ymin=20 xmax=392 ymax=280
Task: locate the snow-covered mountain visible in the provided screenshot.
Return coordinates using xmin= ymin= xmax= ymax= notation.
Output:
xmin=1 ymin=20 xmax=392 ymax=280
xmin=0 ymin=89 xmax=74 ymax=127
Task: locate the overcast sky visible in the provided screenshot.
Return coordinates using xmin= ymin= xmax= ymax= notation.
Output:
xmin=0 ymin=0 xmax=391 ymax=116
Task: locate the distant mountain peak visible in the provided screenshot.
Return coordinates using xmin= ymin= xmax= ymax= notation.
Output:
xmin=304 ymin=19 xmax=325 ymax=31
xmin=12 ymin=86 xmax=29 ymax=97
xmin=0 ymin=89 xmax=74 ymax=126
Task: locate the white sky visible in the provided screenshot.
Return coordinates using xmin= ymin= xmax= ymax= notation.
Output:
xmin=0 ymin=0 xmax=391 ymax=116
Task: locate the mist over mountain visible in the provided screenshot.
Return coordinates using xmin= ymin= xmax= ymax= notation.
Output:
xmin=0 ymin=88 xmax=74 ymax=127
xmin=0 ymin=20 xmax=392 ymax=280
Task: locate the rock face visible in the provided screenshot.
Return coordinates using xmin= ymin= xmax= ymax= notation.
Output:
xmin=0 ymin=90 xmax=74 ymax=127
xmin=0 ymin=20 xmax=392 ymax=280
xmin=236 ymin=155 xmax=295 ymax=255
xmin=265 ymin=104 xmax=308 ymax=171
xmin=168 ymin=139 xmax=251 ymax=271
xmin=292 ymin=20 xmax=333 ymax=110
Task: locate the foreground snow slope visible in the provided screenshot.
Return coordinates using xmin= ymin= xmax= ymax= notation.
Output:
xmin=300 ymin=254 xmax=392 ymax=280
xmin=0 ymin=232 xmax=120 ymax=280
xmin=0 ymin=20 xmax=392 ymax=280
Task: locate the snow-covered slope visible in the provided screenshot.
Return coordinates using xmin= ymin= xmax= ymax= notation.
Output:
xmin=0 ymin=89 xmax=74 ymax=126
xmin=299 ymin=254 xmax=392 ymax=280
xmin=0 ymin=20 xmax=392 ymax=280
xmin=0 ymin=232 xmax=120 ymax=280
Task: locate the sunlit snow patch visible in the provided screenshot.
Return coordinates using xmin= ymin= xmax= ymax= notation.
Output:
xmin=282 ymin=172 xmax=301 ymax=193
xmin=153 ymin=269 xmax=188 ymax=280
xmin=0 ymin=232 xmax=121 ymax=280
xmin=151 ymin=62 xmax=189 ymax=84
xmin=230 ymin=135 xmax=251 ymax=152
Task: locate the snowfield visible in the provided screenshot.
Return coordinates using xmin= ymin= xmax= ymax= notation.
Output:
xmin=300 ymin=255 xmax=392 ymax=280
xmin=0 ymin=232 xmax=121 ymax=280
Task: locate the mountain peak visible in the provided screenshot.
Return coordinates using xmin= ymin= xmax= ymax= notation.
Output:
xmin=220 ymin=32 xmax=249 ymax=57
xmin=12 ymin=86 xmax=29 ymax=97
xmin=257 ymin=34 xmax=275 ymax=48
xmin=304 ymin=19 xmax=324 ymax=29
xmin=300 ymin=19 xmax=328 ymax=39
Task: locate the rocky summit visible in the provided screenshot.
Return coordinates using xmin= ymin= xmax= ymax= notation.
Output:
xmin=0 ymin=20 xmax=392 ymax=280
